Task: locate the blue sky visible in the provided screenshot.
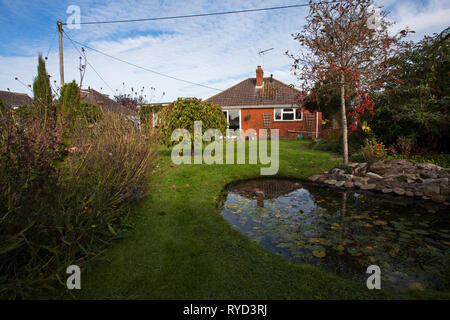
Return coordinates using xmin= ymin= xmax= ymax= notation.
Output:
xmin=1 ymin=0 xmax=449 ymax=101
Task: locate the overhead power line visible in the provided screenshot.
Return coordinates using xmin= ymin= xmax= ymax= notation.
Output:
xmin=14 ymin=77 xmax=32 ymax=92
xmin=62 ymin=3 xmax=319 ymax=26
xmin=63 ymin=31 xmax=223 ymax=91
xmin=63 ymin=30 xmax=117 ymax=95
xmin=45 ymin=28 xmax=58 ymax=59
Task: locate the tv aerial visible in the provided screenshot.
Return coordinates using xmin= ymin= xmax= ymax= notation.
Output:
xmin=258 ymin=48 xmax=274 ymax=69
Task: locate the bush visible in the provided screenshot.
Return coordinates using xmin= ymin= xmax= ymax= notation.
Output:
xmin=58 ymin=81 xmax=81 ymax=146
xmin=371 ymin=27 xmax=450 ymax=153
xmin=360 ymin=138 xmax=388 ymax=164
xmin=393 ymin=136 xmax=414 ymax=157
xmin=0 ymin=97 xmax=7 ymax=115
xmin=315 ymin=128 xmax=342 ymax=153
xmin=349 ymin=153 xmax=365 ymax=163
xmin=139 ymin=104 xmax=164 ymax=128
xmin=0 ymin=113 xmax=67 ymax=298
xmin=386 ymin=153 xmax=450 ymax=168
xmin=158 ymin=98 xmax=227 ymax=147
xmin=63 ymin=113 xmax=157 ymax=213
xmin=78 ymin=102 xmax=103 ymax=124
xmin=0 ymin=111 xmax=157 ymax=299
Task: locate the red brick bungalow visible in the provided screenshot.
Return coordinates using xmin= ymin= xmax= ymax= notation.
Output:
xmin=205 ymin=66 xmax=322 ymax=139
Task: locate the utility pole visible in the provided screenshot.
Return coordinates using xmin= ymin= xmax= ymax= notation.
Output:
xmin=57 ymin=20 xmax=64 ymax=86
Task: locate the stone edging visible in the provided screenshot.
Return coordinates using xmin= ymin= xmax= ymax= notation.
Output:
xmin=308 ymin=160 xmax=450 ymax=205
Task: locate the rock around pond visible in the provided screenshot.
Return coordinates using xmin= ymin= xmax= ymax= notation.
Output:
xmin=219 ymin=178 xmax=450 ymax=292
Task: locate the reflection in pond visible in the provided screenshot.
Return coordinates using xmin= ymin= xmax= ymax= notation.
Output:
xmin=220 ymin=179 xmax=450 ymax=291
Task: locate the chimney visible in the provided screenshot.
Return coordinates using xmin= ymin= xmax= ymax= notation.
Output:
xmin=256 ymin=65 xmax=264 ymax=87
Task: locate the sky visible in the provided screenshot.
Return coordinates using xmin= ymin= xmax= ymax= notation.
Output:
xmin=0 ymin=0 xmax=449 ymax=102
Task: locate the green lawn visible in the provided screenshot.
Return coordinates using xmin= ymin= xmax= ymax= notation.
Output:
xmin=71 ymin=140 xmax=447 ymax=299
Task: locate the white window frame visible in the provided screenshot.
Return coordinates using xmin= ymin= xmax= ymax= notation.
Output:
xmin=274 ymin=108 xmax=303 ymax=122
xmin=223 ymin=109 xmax=241 ymax=130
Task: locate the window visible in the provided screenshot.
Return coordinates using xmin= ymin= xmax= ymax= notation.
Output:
xmin=274 ymin=108 xmax=303 ymax=121
xmin=223 ymin=110 xmax=241 ymax=130
xmin=274 ymin=109 xmax=282 ymax=120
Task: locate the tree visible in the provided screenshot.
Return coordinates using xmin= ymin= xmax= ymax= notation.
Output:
xmin=372 ymin=27 xmax=450 ymax=152
xmin=158 ymin=98 xmax=227 ymax=148
xmin=58 ymin=81 xmax=81 ymax=145
xmin=287 ymin=0 xmax=409 ymax=164
xmin=32 ymin=54 xmax=53 ymax=116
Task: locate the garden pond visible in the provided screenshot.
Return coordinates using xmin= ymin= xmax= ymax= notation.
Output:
xmin=219 ymin=179 xmax=450 ymax=291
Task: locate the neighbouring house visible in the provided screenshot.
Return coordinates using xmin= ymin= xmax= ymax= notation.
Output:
xmin=205 ymin=66 xmax=322 ymax=139
xmin=0 ymin=90 xmax=32 ymax=109
xmin=80 ymin=87 xmax=136 ymax=116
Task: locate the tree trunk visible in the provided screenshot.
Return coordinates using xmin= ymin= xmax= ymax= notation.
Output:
xmin=340 ymin=72 xmax=349 ymax=165
xmin=332 ymin=114 xmax=338 ymax=129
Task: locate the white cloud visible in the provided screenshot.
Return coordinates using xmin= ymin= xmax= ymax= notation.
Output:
xmin=380 ymin=0 xmax=450 ymax=39
xmin=1 ymin=0 xmax=448 ymax=101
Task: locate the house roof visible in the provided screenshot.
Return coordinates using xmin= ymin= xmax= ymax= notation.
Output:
xmin=205 ymin=77 xmax=301 ymax=108
xmin=0 ymin=90 xmax=32 ymax=108
xmin=80 ymin=88 xmax=136 ymax=116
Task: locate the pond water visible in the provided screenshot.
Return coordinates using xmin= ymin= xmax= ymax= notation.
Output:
xmin=219 ymin=179 xmax=450 ymax=291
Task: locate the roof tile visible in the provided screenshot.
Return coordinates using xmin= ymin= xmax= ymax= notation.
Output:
xmin=205 ymin=77 xmax=301 ymax=107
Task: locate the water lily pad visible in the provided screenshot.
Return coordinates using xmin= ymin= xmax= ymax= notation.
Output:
xmin=312 ymin=250 xmax=326 ymax=258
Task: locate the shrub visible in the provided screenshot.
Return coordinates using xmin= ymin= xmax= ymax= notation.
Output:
xmin=0 ymin=112 xmax=67 ymax=298
xmin=349 ymin=153 xmax=364 ymax=163
xmin=386 ymin=153 xmax=450 ymax=168
xmin=316 ymin=128 xmax=342 ymax=153
xmin=139 ymin=104 xmax=164 ymax=128
xmin=158 ymin=98 xmax=227 ymax=147
xmin=409 ymin=154 xmax=450 ymax=168
xmin=0 ymin=97 xmax=7 ymax=115
xmin=0 ymin=111 xmax=158 ymax=299
xmin=394 ymin=136 xmax=414 ymax=157
xmin=371 ymin=27 xmax=450 ymax=153
xmin=32 ymin=54 xmax=53 ymax=117
xmin=63 ymin=113 xmax=157 ymax=215
xmin=360 ymin=138 xmax=388 ymax=164
xmin=58 ymin=81 xmax=81 ymax=146
xmin=78 ymin=102 xmax=103 ymax=124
